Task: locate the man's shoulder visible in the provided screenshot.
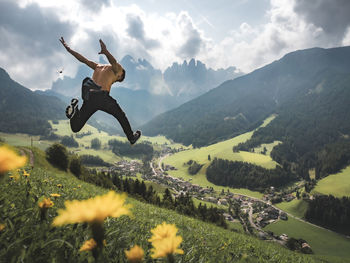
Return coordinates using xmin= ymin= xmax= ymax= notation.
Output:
xmin=96 ymin=63 xmax=112 ymax=68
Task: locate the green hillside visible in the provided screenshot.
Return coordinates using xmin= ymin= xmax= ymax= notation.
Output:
xmin=264 ymin=217 xmax=350 ymax=263
xmin=0 ymin=146 xmax=319 ymax=263
xmin=312 ymin=165 xmax=350 ymax=197
xmin=276 ymin=199 xmax=308 ymax=219
xmin=162 ymin=115 xmax=278 ymax=198
xmin=142 ymin=46 xmax=350 ymax=149
xmin=0 ymin=68 xmax=66 ymax=135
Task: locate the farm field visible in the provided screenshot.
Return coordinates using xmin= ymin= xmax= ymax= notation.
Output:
xmin=252 ymin=140 xmax=281 ymax=155
xmin=312 ymin=165 xmax=350 ymax=197
xmin=0 ymin=132 xmax=51 ymax=151
xmin=162 ymin=115 xmax=279 ymax=199
xmin=0 ymin=146 xmax=318 ymax=263
xmin=50 ymin=120 xmax=185 ymax=150
xmin=275 ymin=199 xmax=308 ymax=219
xmin=264 ymin=216 xmax=350 ymax=262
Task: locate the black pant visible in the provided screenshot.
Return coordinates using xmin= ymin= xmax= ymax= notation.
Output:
xmin=70 ymin=90 xmax=134 ymax=141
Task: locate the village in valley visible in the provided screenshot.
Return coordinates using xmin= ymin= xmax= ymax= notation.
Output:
xmin=93 ymin=144 xmax=312 ymax=252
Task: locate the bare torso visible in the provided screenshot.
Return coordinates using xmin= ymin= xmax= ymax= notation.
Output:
xmin=92 ymin=64 xmax=118 ymax=92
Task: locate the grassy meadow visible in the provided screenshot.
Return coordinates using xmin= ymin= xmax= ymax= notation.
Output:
xmin=312 ymin=165 xmax=350 ymax=197
xmin=0 ymin=132 xmax=51 ymax=151
xmin=0 ymin=146 xmax=318 ymax=263
xmin=275 ymin=199 xmax=309 ymax=219
xmin=252 ymin=140 xmax=281 ymax=156
xmin=264 ymin=217 xmax=350 ymax=262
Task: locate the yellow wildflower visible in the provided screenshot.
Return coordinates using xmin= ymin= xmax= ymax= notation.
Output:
xmin=50 ymin=193 xmax=61 ymax=198
xmin=148 ymin=222 xmax=179 ymax=243
xmin=72 ymin=187 xmax=77 ymax=191
xmin=0 ymin=146 xmax=27 ymax=173
xmin=148 ymin=222 xmax=184 ymax=259
xmin=77 ymin=185 xmax=82 ymax=188
xmin=22 ymin=170 xmax=30 ymax=177
xmin=9 ymin=172 xmax=20 ymax=181
xmin=57 ymin=184 xmax=63 ymax=188
xmin=125 ymin=245 xmax=144 ymax=263
xmin=0 ymin=224 xmax=5 ymax=231
xmin=38 ymin=198 xmax=54 ymax=209
xmin=80 ymin=238 xmax=97 ymax=252
xmin=150 ymin=235 xmax=184 ymax=258
xmin=52 ymin=191 xmax=132 ymax=226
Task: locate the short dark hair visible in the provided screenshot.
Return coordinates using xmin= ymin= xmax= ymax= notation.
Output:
xmin=120 ymin=69 xmax=125 ymax=82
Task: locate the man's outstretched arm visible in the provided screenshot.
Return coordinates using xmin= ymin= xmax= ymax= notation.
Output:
xmin=98 ymin=39 xmax=122 ymax=74
xmin=59 ymin=37 xmax=97 ymax=70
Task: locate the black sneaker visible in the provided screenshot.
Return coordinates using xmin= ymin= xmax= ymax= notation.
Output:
xmin=129 ymin=130 xmax=141 ymax=145
xmin=65 ymin=98 xmax=79 ymax=119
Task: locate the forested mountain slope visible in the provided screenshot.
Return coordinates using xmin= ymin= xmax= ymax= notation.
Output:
xmin=0 ymin=68 xmax=65 ymax=135
xmin=142 ymin=46 xmax=350 ymax=150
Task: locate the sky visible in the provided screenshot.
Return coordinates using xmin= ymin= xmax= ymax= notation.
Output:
xmin=1 ymin=0 xmax=350 ymax=91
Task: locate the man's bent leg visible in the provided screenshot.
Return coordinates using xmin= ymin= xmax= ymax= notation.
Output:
xmin=101 ymin=96 xmax=134 ymax=140
xmin=70 ymin=101 xmax=96 ymax=133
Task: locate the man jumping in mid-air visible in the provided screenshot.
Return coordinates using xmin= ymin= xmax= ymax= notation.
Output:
xmin=59 ymin=37 xmax=141 ymax=144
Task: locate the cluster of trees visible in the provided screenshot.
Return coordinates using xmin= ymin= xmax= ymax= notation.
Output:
xmin=46 ymin=143 xmax=70 ymax=171
xmin=61 ymin=135 xmax=79 ymax=147
xmin=46 ymin=143 xmax=85 ymax=178
xmin=91 ymin=138 xmax=101 ymax=150
xmin=112 ymin=176 xmax=227 ymax=228
xmin=0 ymin=113 xmax=52 ymax=136
xmin=315 ymin=139 xmax=350 ymax=179
xmin=286 ymin=238 xmax=313 ymax=254
xmin=108 ymin=139 xmax=153 ymax=157
xmin=46 ymin=143 xmax=116 ymax=188
xmin=80 ymin=168 xmax=115 ymax=189
xmin=40 ymin=132 xmax=61 ymax=141
xmin=186 ymin=160 xmax=203 ymax=175
xmin=75 ymin=131 xmax=92 ymax=138
xmin=206 ymin=158 xmax=295 ymax=191
xmin=80 ymin=154 xmax=111 ymax=167
xmin=69 ymin=157 xmax=82 ymax=177
xmin=305 ymin=195 xmax=350 ymax=235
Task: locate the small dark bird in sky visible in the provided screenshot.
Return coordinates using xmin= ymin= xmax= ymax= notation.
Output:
xmin=57 ymin=68 xmax=64 ymax=74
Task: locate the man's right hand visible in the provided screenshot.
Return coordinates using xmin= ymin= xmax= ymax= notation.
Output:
xmin=59 ymin=37 xmax=70 ymax=51
xmin=98 ymin=39 xmax=108 ymax=55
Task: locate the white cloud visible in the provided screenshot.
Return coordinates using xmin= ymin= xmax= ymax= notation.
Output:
xmin=342 ymin=27 xmax=350 ymax=46
xmin=200 ymin=0 xmax=350 ymax=72
xmin=1 ymin=0 xmax=350 ymax=91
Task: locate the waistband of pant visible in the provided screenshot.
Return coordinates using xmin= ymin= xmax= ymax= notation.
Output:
xmin=89 ymin=89 xmax=109 ymax=94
